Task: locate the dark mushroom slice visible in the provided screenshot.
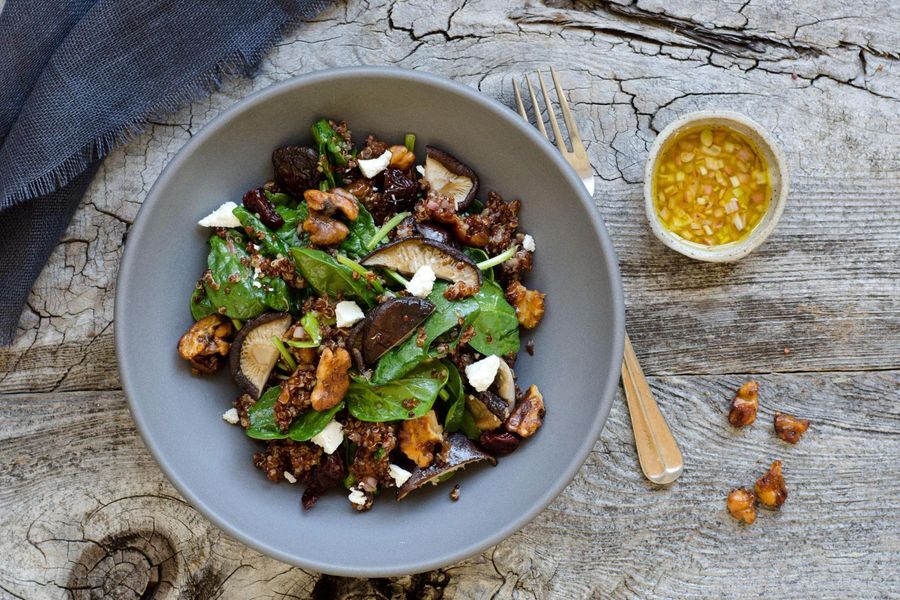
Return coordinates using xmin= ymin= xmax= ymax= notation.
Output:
xmin=360 ymin=237 xmax=482 ymax=290
xmin=272 ymin=146 xmax=320 ymax=196
xmin=423 ymin=146 xmax=479 ymax=211
xmin=345 ymin=319 xmax=368 ymax=372
xmin=361 ymin=297 xmax=435 ymax=364
xmin=415 ymin=221 xmax=455 ymax=246
xmin=397 ymin=433 xmax=496 ymax=500
xmin=229 ymin=312 xmax=293 ymax=399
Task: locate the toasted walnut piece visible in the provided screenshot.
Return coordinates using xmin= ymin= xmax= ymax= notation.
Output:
xmin=728 ymin=380 xmax=759 ymax=428
xmin=388 ymin=144 xmax=416 ymax=170
xmin=774 ymin=412 xmax=810 ymax=444
xmin=399 ymin=410 xmax=444 ymax=468
xmin=726 ymin=488 xmax=757 ymax=524
xmin=303 ymin=188 xmax=359 ymax=221
xmin=505 ymin=281 xmax=546 ymax=329
xmin=310 ymin=347 xmax=352 ymax=411
xmin=303 ymin=210 xmax=350 ymax=246
xmin=755 ymin=460 xmax=788 ymax=508
xmin=177 ymin=315 xmax=234 ymax=374
xmin=505 ymin=385 xmax=545 ymax=438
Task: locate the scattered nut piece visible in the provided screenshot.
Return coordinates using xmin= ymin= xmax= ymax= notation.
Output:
xmin=450 ymin=484 xmax=461 ymax=502
xmin=726 ymin=488 xmax=757 ymax=524
xmin=310 ymin=347 xmax=351 ymax=411
xmin=505 ymin=281 xmax=545 ymax=329
xmin=303 ymin=188 xmax=359 ymax=220
xmin=466 ymin=395 xmax=502 ymax=431
xmin=774 ymin=412 xmax=810 ymax=444
xmin=177 ymin=314 xmax=234 ymax=374
xmin=388 ymin=144 xmax=416 ymax=170
xmin=505 ymin=385 xmax=545 ymax=438
xmin=728 ymin=380 xmax=759 ymax=428
xmin=755 ymin=460 xmax=788 ymax=508
xmin=399 ymin=410 xmax=444 ymax=468
xmin=303 ymin=210 xmax=350 ymax=246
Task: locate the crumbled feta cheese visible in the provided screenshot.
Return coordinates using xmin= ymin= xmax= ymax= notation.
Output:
xmin=358 ymin=150 xmax=392 ymax=179
xmin=311 ymin=420 xmax=344 ymax=454
xmin=222 ymin=408 xmax=240 ymax=425
xmin=251 ymin=280 xmax=262 ymax=288
xmin=283 ymin=471 xmax=297 ymax=484
xmin=522 ymin=234 xmax=536 ymax=252
xmin=415 ymin=165 xmax=425 ymax=176
xmin=465 ymin=355 xmax=501 ymax=392
xmin=389 ymin=464 xmax=412 ymax=488
xmin=348 ymin=486 xmax=368 ymax=506
xmin=405 ymin=264 xmax=436 ymax=298
xmin=335 ymin=300 xmax=365 ymax=328
xmin=198 ymin=201 xmax=241 ymax=228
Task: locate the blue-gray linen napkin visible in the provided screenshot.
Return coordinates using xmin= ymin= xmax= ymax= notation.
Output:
xmin=0 ymin=0 xmax=329 ymax=345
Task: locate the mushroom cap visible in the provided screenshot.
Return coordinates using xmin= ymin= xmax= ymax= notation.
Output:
xmin=360 ymin=237 xmax=482 ymax=289
xmin=361 ymin=297 xmax=435 ymax=364
xmin=229 ymin=312 xmax=293 ymax=398
xmin=423 ymin=146 xmax=479 ymax=211
xmin=396 ymin=433 xmax=496 ymax=500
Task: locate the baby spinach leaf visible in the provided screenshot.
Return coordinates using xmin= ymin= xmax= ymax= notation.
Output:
xmin=441 ymin=361 xmax=466 ymax=433
xmin=265 ymin=190 xmax=295 ymax=206
xmin=338 ymin=201 xmax=377 ymax=258
xmin=291 ymin=247 xmax=377 ymax=306
xmin=203 ymin=231 xmax=290 ymax=319
xmin=275 ymin=203 xmax=308 ymax=249
xmin=459 ymin=408 xmax=481 ymax=440
xmin=467 ymin=279 xmax=520 ymax=356
xmin=246 ymin=385 xmax=344 ymax=441
xmin=347 ymin=363 xmax=449 ymax=422
xmin=463 ymin=247 xmax=494 ymax=281
xmin=190 ymin=285 xmax=217 ymax=320
xmin=233 ymin=206 xmax=289 ymax=259
xmin=372 ymin=282 xmax=480 ymax=383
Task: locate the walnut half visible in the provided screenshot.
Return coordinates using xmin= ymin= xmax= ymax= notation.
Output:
xmin=774 ymin=412 xmax=810 ymax=444
xmin=399 ymin=410 xmax=444 ymax=468
xmin=505 ymin=281 xmax=545 ymax=329
xmin=755 ymin=460 xmax=788 ymax=508
xmin=726 ymin=488 xmax=757 ymax=524
xmin=177 ymin=314 xmax=234 ymax=374
xmin=310 ymin=347 xmax=351 ymax=411
xmin=505 ymin=385 xmax=545 ymax=438
xmin=728 ymin=380 xmax=759 ymax=428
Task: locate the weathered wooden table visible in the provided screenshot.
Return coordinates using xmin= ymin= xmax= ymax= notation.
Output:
xmin=2 ymin=1 xmax=898 ymax=597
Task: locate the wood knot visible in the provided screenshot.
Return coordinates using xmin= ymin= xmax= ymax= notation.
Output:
xmin=66 ymin=529 xmax=177 ymax=599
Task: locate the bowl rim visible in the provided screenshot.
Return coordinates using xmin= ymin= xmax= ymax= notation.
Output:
xmin=115 ymin=66 xmax=625 ymax=576
xmin=642 ymin=110 xmax=789 ymax=262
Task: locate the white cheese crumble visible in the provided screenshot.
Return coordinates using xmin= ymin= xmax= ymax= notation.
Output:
xmin=222 ymin=408 xmax=240 ymax=425
xmin=198 ymin=201 xmax=241 ymax=228
xmin=389 ymin=464 xmax=412 ymax=488
xmin=415 ymin=165 xmax=425 ymax=176
xmin=465 ymin=355 xmax=502 ymax=392
xmin=251 ymin=280 xmax=262 ymax=288
xmin=311 ymin=420 xmax=344 ymax=455
xmin=405 ymin=264 xmax=436 ymax=298
xmin=348 ymin=486 xmax=368 ymax=506
xmin=358 ymin=150 xmax=392 ymax=179
xmin=335 ymin=300 xmax=365 ymax=328
xmin=522 ymin=234 xmax=536 ymax=252
xmin=283 ymin=471 xmax=297 ymax=484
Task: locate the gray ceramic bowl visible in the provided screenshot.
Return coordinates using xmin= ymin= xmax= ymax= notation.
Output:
xmin=116 ymin=67 xmax=624 ymax=576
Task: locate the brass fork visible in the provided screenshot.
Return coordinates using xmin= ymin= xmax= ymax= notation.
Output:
xmin=512 ymin=68 xmax=684 ymax=484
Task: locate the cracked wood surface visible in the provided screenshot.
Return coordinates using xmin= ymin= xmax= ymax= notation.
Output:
xmin=1 ymin=0 xmax=898 ymax=598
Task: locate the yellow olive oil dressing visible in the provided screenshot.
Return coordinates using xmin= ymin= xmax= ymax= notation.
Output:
xmin=653 ymin=126 xmax=771 ymax=246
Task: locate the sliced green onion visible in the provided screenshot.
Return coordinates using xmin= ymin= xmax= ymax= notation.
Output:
xmin=438 ymin=388 xmax=450 ymax=401
xmin=271 ymin=336 xmax=297 ymax=372
xmin=301 ymin=311 xmax=322 ymax=344
xmin=230 ymin=318 xmax=243 ymax=330
xmin=382 ymin=268 xmax=409 ymax=287
xmin=476 ymin=244 xmax=518 ymax=270
xmin=336 ymin=254 xmax=385 ymax=294
xmin=373 ymin=447 xmax=386 ymax=460
xmin=365 ymin=211 xmax=410 ymax=251
xmin=285 ymin=340 xmax=319 ymax=349
xmin=404 ymin=133 xmax=416 ymax=153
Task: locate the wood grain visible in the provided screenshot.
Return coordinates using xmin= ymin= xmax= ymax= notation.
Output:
xmin=1 ymin=0 xmax=898 ymax=597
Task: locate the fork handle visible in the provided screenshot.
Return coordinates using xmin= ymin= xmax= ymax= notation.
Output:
xmin=621 ymin=333 xmax=684 ymax=484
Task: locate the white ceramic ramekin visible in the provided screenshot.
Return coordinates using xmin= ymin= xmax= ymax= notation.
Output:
xmin=644 ymin=111 xmax=789 ymax=262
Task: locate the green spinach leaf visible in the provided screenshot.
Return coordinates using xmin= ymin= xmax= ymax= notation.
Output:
xmin=372 ymin=282 xmax=480 ymax=383
xmin=291 ymin=247 xmax=377 ymax=306
xmin=463 ymin=247 xmax=494 ymax=281
xmin=467 ymin=279 xmax=519 ymax=356
xmin=233 ymin=206 xmax=290 ymax=259
xmin=441 ymin=361 xmax=466 ymax=432
xmin=338 ymin=201 xmax=377 ymax=258
xmin=246 ymin=385 xmax=344 ymax=441
xmin=265 ymin=190 xmax=295 ymax=206
xmin=347 ymin=363 xmax=448 ymax=422
xmin=203 ymin=231 xmax=290 ymax=319
xmin=275 ymin=203 xmax=308 ymax=249
xmin=459 ymin=408 xmax=481 ymax=440
xmin=190 ymin=285 xmax=217 ymax=320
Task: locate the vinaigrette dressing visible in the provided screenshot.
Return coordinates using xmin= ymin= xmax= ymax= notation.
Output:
xmin=653 ymin=126 xmax=771 ymax=246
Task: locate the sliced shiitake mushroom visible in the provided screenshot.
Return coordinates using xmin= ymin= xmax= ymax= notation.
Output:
xmin=423 ymin=146 xmax=479 ymax=211
xmin=360 ymin=237 xmax=481 ymax=290
xmin=396 ymin=433 xmax=496 ymax=500
xmin=361 ymin=297 xmax=435 ymax=363
xmin=229 ymin=312 xmax=293 ymax=398
xmin=494 ymin=360 xmax=516 ymax=408
xmin=415 ymin=221 xmax=455 ymax=246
